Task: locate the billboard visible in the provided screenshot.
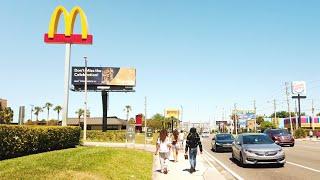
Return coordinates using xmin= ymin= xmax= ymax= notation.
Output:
xmin=292 ymin=81 xmax=306 ymax=95
xmin=72 ymin=67 xmax=136 ymax=87
xmin=165 ymin=108 xmax=180 ymax=119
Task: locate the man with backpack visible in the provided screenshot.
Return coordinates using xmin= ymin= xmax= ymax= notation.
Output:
xmin=185 ymin=127 xmax=203 ymax=173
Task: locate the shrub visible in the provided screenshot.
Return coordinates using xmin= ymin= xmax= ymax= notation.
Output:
xmin=0 ymin=125 xmax=80 ymax=160
xmin=81 ymin=130 xmax=126 ymax=142
xmin=294 ymin=128 xmax=306 ymax=139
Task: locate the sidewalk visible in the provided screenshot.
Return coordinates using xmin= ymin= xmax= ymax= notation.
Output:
xmin=82 ymin=142 xmax=226 ymax=180
xmin=153 ymin=149 xmax=225 ymax=180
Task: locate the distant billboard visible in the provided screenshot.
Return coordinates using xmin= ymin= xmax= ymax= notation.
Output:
xmin=165 ymin=109 xmax=180 ymax=119
xmin=292 ymin=81 xmax=306 ymax=95
xmin=72 ymin=67 xmax=136 ymax=87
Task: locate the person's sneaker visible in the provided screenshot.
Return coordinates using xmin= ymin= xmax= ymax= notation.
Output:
xmin=163 ymin=168 xmax=168 ymax=174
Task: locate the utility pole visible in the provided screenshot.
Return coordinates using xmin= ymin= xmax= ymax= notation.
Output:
xmin=295 ymin=100 xmax=298 ymax=130
xmin=254 ymin=99 xmax=257 ymax=132
xmin=312 ymin=99 xmax=315 ymax=130
xmin=144 ymin=96 xmax=147 ymax=145
xmin=273 ymin=99 xmax=277 ymax=124
xmin=285 ymin=82 xmax=293 ymax=133
xmin=234 ymin=103 xmax=238 ymax=135
xmin=180 ymin=105 xmax=183 ymax=129
xmin=83 ymin=56 xmax=88 ymax=141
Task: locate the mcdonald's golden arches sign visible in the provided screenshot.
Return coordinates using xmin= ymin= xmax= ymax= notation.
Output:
xmin=44 ymin=5 xmax=93 ymax=44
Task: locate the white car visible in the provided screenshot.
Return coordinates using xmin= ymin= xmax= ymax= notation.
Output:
xmin=201 ymin=131 xmax=210 ymax=138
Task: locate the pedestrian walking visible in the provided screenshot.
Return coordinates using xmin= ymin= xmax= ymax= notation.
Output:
xmin=155 ymin=129 xmax=171 ymax=174
xmin=185 ymin=127 xmax=203 ymax=173
xmin=171 ymin=129 xmax=179 ymax=162
xmin=178 ymin=130 xmax=185 ymax=149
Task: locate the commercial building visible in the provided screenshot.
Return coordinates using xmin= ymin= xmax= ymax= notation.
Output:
xmin=67 ymin=116 xmax=127 ymax=130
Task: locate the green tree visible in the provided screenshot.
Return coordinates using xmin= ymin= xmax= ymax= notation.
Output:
xmin=33 ymin=106 xmax=43 ymax=121
xmin=43 ymin=102 xmax=53 ymax=121
xmin=256 ymin=116 xmax=264 ymax=125
xmin=53 ymin=105 xmax=62 ymax=121
xmin=260 ymin=121 xmax=276 ymax=132
xmin=0 ymin=107 xmax=14 ymax=124
xmin=270 ymin=111 xmax=295 ymax=118
xmin=75 ymin=108 xmax=84 ymax=126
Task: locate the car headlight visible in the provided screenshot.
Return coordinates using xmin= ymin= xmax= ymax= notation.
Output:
xmin=216 ymin=142 xmax=222 ymax=146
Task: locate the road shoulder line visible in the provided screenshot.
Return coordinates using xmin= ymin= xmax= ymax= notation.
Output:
xmin=203 ymin=149 xmax=244 ymax=180
xmin=287 ymin=161 xmax=320 ymax=173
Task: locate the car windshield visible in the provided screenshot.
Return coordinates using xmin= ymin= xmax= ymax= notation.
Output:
xmin=271 ymin=129 xmax=289 ymax=135
xmin=243 ymin=135 xmax=274 ymax=144
xmin=216 ymin=134 xmax=234 ymax=141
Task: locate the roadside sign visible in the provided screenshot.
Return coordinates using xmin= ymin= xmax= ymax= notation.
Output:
xmin=147 ymin=128 xmax=153 ymax=138
xmin=126 ymin=125 xmax=135 ymax=144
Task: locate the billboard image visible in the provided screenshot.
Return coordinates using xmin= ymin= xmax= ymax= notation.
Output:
xmin=165 ymin=109 xmax=180 ymax=119
xmin=72 ymin=67 xmax=136 ymax=87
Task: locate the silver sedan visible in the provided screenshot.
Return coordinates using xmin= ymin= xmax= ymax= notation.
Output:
xmin=232 ymin=133 xmax=285 ymax=167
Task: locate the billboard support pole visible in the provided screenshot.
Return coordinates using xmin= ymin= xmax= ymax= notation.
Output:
xmin=102 ymin=91 xmax=108 ymax=132
xmin=62 ymin=43 xmax=71 ymax=126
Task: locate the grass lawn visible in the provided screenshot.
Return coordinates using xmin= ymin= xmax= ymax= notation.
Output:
xmin=0 ymin=147 xmax=153 ymax=180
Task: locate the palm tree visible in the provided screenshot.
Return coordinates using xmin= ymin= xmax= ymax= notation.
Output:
xmin=124 ymin=105 xmax=132 ymax=121
xmin=124 ymin=105 xmax=132 ymax=130
xmin=0 ymin=107 xmax=14 ymax=124
xmin=53 ymin=105 xmax=62 ymax=121
xmin=75 ymin=108 xmax=84 ymax=126
xmin=34 ymin=106 xmax=43 ymax=121
xmin=44 ymin=102 xmax=53 ymax=121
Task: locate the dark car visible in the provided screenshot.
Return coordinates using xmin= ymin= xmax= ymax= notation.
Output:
xmin=212 ymin=133 xmax=234 ymax=152
xmin=264 ymin=129 xmax=294 ymax=147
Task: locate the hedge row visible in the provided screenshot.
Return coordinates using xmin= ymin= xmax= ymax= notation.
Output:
xmin=0 ymin=125 xmax=81 ymax=160
xmin=81 ymin=130 xmax=126 ymax=142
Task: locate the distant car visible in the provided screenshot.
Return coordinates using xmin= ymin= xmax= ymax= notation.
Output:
xmin=211 ymin=133 xmax=234 ymax=152
xmin=264 ymin=129 xmax=294 ymax=147
xmin=201 ymin=131 xmax=210 ymax=138
xmin=232 ymin=133 xmax=285 ymax=167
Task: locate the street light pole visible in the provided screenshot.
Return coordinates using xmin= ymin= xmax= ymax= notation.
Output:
xmin=30 ymin=104 xmax=34 ymax=121
xmin=83 ymin=56 xmax=88 ymax=141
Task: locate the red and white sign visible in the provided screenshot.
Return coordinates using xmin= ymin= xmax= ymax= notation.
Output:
xmin=292 ymin=81 xmax=306 ymax=94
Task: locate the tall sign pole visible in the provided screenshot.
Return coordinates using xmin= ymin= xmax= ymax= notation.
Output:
xmin=83 ymin=57 xmax=88 ymax=140
xmin=291 ymin=81 xmax=307 ymax=129
xmin=62 ymin=43 xmax=71 ymax=126
xmin=44 ymin=6 xmax=93 ymax=126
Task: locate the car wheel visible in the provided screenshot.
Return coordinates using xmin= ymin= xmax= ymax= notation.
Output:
xmin=240 ymin=153 xmax=246 ymax=168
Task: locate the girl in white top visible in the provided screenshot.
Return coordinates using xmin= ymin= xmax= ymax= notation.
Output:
xmin=155 ymin=129 xmax=171 ymax=174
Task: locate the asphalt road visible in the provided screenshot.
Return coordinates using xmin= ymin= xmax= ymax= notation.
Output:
xmin=202 ymin=136 xmax=320 ymax=180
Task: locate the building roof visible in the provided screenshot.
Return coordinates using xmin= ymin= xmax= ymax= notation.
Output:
xmin=67 ymin=116 xmax=127 ymax=126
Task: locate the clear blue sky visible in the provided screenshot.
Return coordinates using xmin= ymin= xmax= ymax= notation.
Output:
xmin=1 ymin=0 xmax=320 ymax=123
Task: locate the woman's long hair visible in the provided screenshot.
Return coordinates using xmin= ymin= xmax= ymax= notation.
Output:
xmin=159 ymin=129 xmax=168 ymax=142
xmin=173 ymin=129 xmax=179 ymax=141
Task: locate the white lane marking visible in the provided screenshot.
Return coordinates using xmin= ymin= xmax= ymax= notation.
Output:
xmin=287 ymin=162 xmax=320 ymax=173
xmin=203 ymin=150 xmax=244 ymax=180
